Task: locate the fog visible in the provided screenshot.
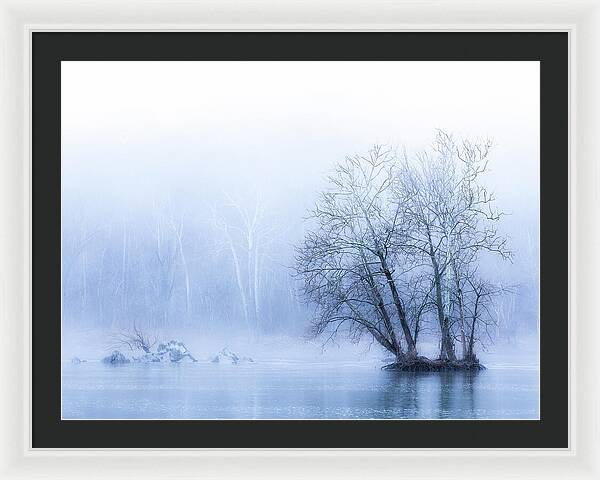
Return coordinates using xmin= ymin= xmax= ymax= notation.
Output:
xmin=61 ymin=61 xmax=539 ymax=364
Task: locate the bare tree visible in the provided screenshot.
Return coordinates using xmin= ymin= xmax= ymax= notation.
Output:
xmin=150 ymin=212 xmax=178 ymax=327
xmin=392 ymin=130 xmax=510 ymax=361
xmin=109 ymin=324 xmax=157 ymax=354
xmin=462 ymin=273 xmax=505 ymax=362
xmin=296 ymin=147 xmax=418 ymax=362
xmin=210 ymin=192 xmax=278 ymax=338
xmin=224 ymin=192 xmax=264 ymax=336
xmin=168 ymin=213 xmax=191 ymax=320
xmin=297 ymin=132 xmax=511 ymax=368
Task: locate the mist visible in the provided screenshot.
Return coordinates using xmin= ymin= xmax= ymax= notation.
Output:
xmin=61 ymin=61 xmax=539 ymax=365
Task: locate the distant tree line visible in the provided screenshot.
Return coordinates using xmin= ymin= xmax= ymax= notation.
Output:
xmin=62 ymin=192 xmax=305 ymax=337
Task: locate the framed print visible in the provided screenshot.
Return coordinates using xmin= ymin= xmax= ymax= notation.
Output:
xmin=31 ymin=31 xmax=566 ymax=449
xmin=0 ymin=0 xmax=597 ymax=477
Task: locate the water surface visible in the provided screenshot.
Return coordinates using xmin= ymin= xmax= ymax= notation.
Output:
xmin=62 ymin=361 xmax=539 ymax=419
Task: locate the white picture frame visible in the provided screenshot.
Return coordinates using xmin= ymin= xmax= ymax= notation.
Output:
xmin=0 ymin=0 xmax=594 ymax=478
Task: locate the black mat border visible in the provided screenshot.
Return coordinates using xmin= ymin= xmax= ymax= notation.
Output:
xmin=32 ymin=32 xmax=568 ymax=448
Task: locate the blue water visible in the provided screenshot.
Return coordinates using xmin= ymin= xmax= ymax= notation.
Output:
xmin=61 ymin=361 xmax=539 ymax=419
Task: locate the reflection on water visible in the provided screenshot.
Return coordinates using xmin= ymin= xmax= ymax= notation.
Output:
xmin=379 ymin=370 xmax=485 ymax=419
xmin=62 ymin=362 xmax=539 ymax=419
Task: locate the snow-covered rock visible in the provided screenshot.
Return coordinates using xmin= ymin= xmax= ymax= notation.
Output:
xmin=102 ymin=350 xmax=130 ymax=364
xmin=70 ymin=357 xmax=86 ymax=364
xmin=211 ymin=348 xmax=253 ymax=364
xmin=157 ymin=340 xmax=198 ymax=362
xmin=102 ymin=341 xmax=197 ymax=365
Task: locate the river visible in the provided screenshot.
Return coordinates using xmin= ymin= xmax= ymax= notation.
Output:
xmin=61 ymin=360 xmax=539 ymax=419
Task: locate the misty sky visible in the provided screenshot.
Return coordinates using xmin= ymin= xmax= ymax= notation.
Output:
xmin=62 ymin=61 xmax=539 ymax=228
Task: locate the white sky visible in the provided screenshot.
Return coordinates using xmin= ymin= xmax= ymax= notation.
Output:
xmin=62 ymin=61 xmax=539 ymax=230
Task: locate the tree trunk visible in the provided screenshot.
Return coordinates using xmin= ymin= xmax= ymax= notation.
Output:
xmin=377 ymin=251 xmax=417 ymax=356
xmin=360 ymin=250 xmax=404 ymax=361
xmin=224 ymin=227 xmax=251 ymax=335
xmin=120 ymin=221 xmax=127 ymax=326
xmin=173 ymin=223 xmax=191 ymax=321
xmin=451 ymin=262 xmax=468 ymax=359
xmin=430 ymin=252 xmax=456 ymax=362
xmin=247 ymin=232 xmax=255 ymax=336
xmin=98 ymin=245 xmax=106 ymax=326
xmin=346 ymin=300 xmax=399 ymax=359
xmin=253 ymin=248 xmax=261 ymax=336
xmin=466 ymin=289 xmax=481 ymax=362
xmin=358 ymin=207 xmax=411 ymax=359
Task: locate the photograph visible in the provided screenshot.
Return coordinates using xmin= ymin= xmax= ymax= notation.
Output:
xmin=60 ymin=60 xmax=540 ymax=420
